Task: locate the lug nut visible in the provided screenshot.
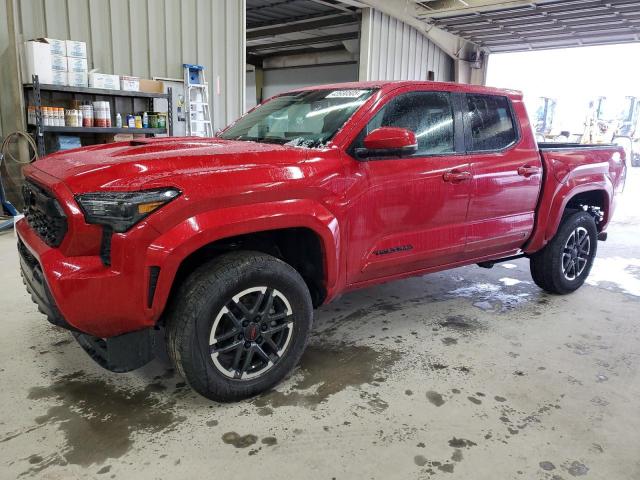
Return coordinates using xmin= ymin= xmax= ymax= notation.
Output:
xmin=244 ymin=341 xmax=251 ymax=349
xmin=261 ymin=323 xmax=268 ymax=332
xmin=242 ymin=320 xmax=249 ymax=327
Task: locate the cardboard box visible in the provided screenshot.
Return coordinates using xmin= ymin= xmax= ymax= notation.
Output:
xmin=139 ymin=79 xmax=164 ymax=93
xmin=44 ymin=38 xmax=66 ymax=56
xmin=51 ymin=54 xmax=67 ymax=71
xmin=22 ymin=40 xmax=52 ymax=84
xmin=67 ymin=56 xmax=88 ymax=72
xmin=65 ymin=40 xmax=87 ymax=58
xmin=67 ymin=71 xmax=88 ymax=87
xmin=120 ymin=75 xmax=140 ymax=92
xmin=112 ymin=134 xmax=134 ymax=142
xmin=51 ymin=70 xmax=67 ymax=86
xmin=89 ymin=73 xmax=120 ymax=90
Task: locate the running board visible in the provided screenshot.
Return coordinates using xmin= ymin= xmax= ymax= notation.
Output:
xmin=477 ymin=254 xmax=526 ymax=269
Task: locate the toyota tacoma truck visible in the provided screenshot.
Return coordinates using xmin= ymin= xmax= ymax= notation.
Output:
xmin=17 ymin=81 xmax=626 ymax=401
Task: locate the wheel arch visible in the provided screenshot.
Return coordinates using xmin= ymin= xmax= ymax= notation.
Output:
xmin=145 ymin=200 xmax=341 ymax=319
xmin=525 ymin=182 xmax=612 ymax=254
xmin=547 ymin=186 xmax=610 ymax=239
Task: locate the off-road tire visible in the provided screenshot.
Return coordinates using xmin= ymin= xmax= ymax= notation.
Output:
xmin=530 ymin=211 xmax=598 ymax=295
xmin=165 ymin=251 xmax=313 ymax=402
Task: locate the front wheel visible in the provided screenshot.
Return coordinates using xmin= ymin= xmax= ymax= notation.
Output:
xmin=165 ymin=251 xmax=313 ymax=402
xmin=530 ymin=211 xmax=598 ymax=295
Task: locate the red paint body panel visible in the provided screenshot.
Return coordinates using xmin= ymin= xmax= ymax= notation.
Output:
xmin=16 ymin=81 xmax=626 ymax=338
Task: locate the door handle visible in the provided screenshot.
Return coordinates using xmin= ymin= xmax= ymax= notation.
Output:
xmin=443 ymin=170 xmax=472 ymax=182
xmin=517 ymin=165 xmax=540 ymax=177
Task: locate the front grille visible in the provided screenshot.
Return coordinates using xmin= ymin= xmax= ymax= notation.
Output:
xmin=22 ymin=180 xmax=68 ymax=247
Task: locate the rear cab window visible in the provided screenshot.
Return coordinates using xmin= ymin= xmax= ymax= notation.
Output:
xmin=465 ymin=94 xmax=518 ymax=152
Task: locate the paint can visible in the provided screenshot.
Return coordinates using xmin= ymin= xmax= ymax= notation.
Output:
xmin=81 ymin=104 xmax=94 ymax=127
xmin=93 ymin=101 xmax=111 ymax=127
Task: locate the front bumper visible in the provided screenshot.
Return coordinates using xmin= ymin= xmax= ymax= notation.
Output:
xmin=18 ymin=238 xmax=77 ymax=331
xmin=18 ymin=233 xmax=155 ymax=372
xmin=16 ymin=215 xmax=159 ymax=338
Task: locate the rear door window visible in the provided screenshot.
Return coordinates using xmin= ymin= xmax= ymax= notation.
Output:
xmin=465 ymin=94 xmax=518 ymax=151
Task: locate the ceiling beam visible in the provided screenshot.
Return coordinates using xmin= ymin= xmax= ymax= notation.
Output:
xmin=353 ymin=0 xmax=480 ymax=59
xmin=260 ymin=45 xmax=349 ymax=58
xmin=308 ymin=0 xmax=354 ymax=13
xmin=247 ymin=31 xmax=359 ymax=52
xmin=247 ymin=13 xmax=359 ymax=39
xmin=434 ymin=0 xmax=640 ymax=27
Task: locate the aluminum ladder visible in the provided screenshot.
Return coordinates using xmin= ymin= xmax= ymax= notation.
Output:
xmin=183 ymin=64 xmax=213 ymax=137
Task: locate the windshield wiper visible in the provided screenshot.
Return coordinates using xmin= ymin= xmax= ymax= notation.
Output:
xmin=227 ymin=135 xmax=288 ymax=145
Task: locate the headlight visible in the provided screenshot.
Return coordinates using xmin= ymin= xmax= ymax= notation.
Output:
xmin=76 ymin=188 xmax=180 ymax=232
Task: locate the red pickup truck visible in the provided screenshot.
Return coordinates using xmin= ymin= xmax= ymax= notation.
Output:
xmin=17 ymin=81 xmax=626 ymax=401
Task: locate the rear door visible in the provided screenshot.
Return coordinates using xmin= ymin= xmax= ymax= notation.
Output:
xmin=461 ymin=94 xmax=543 ymax=258
xmin=345 ymin=89 xmax=472 ymax=285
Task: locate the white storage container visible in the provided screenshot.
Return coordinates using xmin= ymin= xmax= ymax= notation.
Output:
xmin=44 ymin=38 xmax=66 ymax=56
xmin=120 ymin=75 xmax=140 ymax=92
xmin=67 ymin=71 xmax=88 ymax=87
xmin=22 ymin=40 xmax=52 ymax=84
xmin=65 ymin=40 xmax=87 ymax=58
xmin=89 ymin=73 xmax=120 ymax=90
xmin=51 ymin=70 xmax=67 ymax=86
xmin=67 ymin=57 xmax=88 ymax=72
xmin=51 ymin=54 xmax=67 ymax=71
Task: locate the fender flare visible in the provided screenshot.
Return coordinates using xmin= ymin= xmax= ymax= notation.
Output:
xmin=145 ymin=199 xmax=341 ymax=317
xmin=525 ymin=175 xmax=612 ymax=254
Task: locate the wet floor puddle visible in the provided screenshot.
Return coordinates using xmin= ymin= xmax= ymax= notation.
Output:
xmin=253 ymin=342 xmax=401 ymax=410
xmin=19 ymin=371 xmax=184 ymax=474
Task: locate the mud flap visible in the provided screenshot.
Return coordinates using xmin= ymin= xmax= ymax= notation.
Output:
xmin=73 ymin=328 xmax=155 ymax=373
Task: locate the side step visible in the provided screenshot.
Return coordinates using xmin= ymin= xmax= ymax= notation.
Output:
xmin=477 ymin=254 xmax=526 ymax=269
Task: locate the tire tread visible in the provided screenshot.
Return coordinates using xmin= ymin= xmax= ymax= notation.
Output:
xmin=165 ymin=251 xmax=312 ymax=402
xmin=529 ymin=211 xmax=597 ymax=295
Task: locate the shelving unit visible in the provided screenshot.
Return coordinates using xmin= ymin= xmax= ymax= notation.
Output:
xmin=41 ymin=126 xmax=167 ymax=135
xmin=24 ymin=75 xmax=173 ymax=157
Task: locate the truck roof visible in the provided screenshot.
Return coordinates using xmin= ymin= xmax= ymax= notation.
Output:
xmin=293 ymin=80 xmax=523 ymax=100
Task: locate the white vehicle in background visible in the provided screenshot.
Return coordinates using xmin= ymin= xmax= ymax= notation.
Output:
xmin=525 ymin=96 xmax=581 ymax=143
xmin=583 ymin=96 xmax=640 ymax=167
xmin=530 ymin=96 xmax=557 ymax=142
xmin=612 ymin=96 xmax=640 ymax=167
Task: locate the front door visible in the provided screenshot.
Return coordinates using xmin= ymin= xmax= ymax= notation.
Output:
xmin=346 ymin=90 xmax=472 ymax=285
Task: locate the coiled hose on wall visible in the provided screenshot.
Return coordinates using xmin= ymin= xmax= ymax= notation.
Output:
xmin=1 ymin=131 xmax=38 ymax=224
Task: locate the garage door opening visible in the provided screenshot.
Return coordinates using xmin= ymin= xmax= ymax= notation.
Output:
xmin=486 ymin=43 xmax=640 ymax=155
xmin=245 ymin=0 xmax=361 ymax=110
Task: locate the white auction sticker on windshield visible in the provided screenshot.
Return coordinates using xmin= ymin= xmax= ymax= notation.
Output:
xmin=326 ymin=90 xmax=368 ymax=98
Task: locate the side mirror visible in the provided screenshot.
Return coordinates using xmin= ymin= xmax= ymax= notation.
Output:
xmin=356 ymin=127 xmax=418 ymax=159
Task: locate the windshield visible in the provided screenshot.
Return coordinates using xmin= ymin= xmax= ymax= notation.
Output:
xmin=219 ymin=88 xmax=376 ymax=148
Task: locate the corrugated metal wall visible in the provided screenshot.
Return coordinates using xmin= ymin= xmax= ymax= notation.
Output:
xmin=359 ymin=8 xmax=454 ymax=82
xmin=2 ymin=0 xmax=245 ymax=134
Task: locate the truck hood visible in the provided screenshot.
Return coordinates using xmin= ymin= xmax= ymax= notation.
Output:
xmin=30 ymin=137 xmax=312 ymax=193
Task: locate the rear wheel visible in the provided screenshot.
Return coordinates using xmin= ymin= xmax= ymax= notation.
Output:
xmin=530 ymin=211 xmax=598 ymax=294
xmin=165 ymin=251 xmax=313 ymax=402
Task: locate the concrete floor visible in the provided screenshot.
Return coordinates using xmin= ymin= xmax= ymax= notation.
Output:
xmin=1 ymin=171 xmax=639 ymax=480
